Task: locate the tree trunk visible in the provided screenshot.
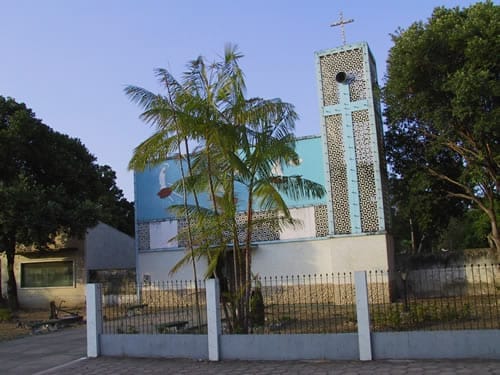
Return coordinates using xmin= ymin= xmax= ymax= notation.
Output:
xmin=409 ymin=218 xmax=416 ymax=253
xmin=242 ymin=190 xmax=254 ymax=333
xmin=486 ymin=209 xmax=500 ymax=254
xmin=5 ymin=242 xmax=19 ymax=311
xmin=416 ymin=233 xmax=426 ymax=254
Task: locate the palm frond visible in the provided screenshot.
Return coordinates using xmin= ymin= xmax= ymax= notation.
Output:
xmin=270 ymin=175 xmax=326 ymax=201
xmin=128 ymin=131 xmax=177 ymax=170
xmin=123 ymin=85 xmax=158 ymax=112
xmin=168 ymin=246 xmax=209 ymax=276
xmin=252 ymin=179 xmax=291 ymax=215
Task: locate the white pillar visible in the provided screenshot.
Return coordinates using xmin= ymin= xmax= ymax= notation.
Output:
xmin=206 ymin=279 xmax=221 ymax=361
xmin=354 ymin=271 xmax=372 ymax=361
xmin=86 ymin=283 xmax=103 ymax=358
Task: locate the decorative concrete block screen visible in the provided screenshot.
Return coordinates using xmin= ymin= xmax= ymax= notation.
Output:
xmin=138 ymin=205 xmax=334 ymax=251
xmin=316 ymin=42 xmax=389 ymax=235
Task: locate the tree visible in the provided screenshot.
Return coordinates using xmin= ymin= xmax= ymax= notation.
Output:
xmin=95 ymin=165 xmax=135 ymax=236
xmin=384 ymin=1 xmax=499 ymax=253
xmin=388 ymin=168 xmax=466 ymax=253
xmin=0 ymin=96 xmax=133 ymax=309
xmin=126 ymin=44 xmax=325 ymax=332
xmin=461 ymin=207 xmax=496 ymax=248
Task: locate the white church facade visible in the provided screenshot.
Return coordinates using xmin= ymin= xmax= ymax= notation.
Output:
xmin=133 ymin=42 xmax=394 ymax=283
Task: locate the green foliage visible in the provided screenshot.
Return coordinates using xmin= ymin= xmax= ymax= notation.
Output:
xmin=94 ymin=165 xmax=135 ymax=236
xmin=462 ymin=208 xmax=497 ymax=248
xmin=372 ymin=301 xmax=475 ymax=331
xmin=0 ymin=308 xmax=12 ymax=321
xmin=117 ymin=324 xmax=139 ymax=334
xmin=249 ymin=287 xmax=265 ymax=326
xmin=390 ymin=176 xmax=465 ymax=253
xmin=384 ymin=2 xmax=500 ymax=253
xmin=0 ymin=97 xmax=99 ymax=240
xmin=126 ymin=45 xmax=325 ymax=333
xmin=0 ymin=96 xmax=134 ymax=309
xmin=437 ymin=208 xmax=493 ymax=250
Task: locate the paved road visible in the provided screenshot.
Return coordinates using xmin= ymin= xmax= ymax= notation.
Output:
xmin=44 ymin=357 xmax=500 ymax=374
xmin=0 ymin=328 xmax=499 ymax=374
xmin=0 ymin=327 xmax=86 ymax=375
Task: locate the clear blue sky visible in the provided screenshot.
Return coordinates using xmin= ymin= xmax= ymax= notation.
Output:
xmin=0 ymin=0 xmax=481 ymax=201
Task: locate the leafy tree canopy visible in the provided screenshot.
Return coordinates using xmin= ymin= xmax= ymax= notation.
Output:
xmin=94 ymin=165 xmax=135 ymax=236
xmin=0 ymin=96 xmax=133 ymax=309
xmin=384 ymin=1 xmax=499 ymax=253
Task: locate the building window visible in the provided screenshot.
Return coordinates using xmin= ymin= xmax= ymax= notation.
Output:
xmin=21 ymin=261 xmax=74 ymax=288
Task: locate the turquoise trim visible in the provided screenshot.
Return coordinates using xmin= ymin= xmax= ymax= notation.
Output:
xmin=362 ymin=44 xmax=386 ymax=231
xmin=317 ymin=42 xmax=388 ymax=234
xmin=316 ymin=42 xmax=374 ymax=235
xmin=323 ymin=99 xmax=368 ymax=115
xmin=315 ymin=51 xmax=336 ymax=235
xmin=315 ymin=41 xmax=369 ymax=60
xmin=338 ymin=84 xmax=362 ymax=233
xmin=322 ymin=87 xmax=368 ymax=234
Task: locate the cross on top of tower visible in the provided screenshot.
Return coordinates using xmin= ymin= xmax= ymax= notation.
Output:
xmin=330 ymin=11 xmax=354 ymax=45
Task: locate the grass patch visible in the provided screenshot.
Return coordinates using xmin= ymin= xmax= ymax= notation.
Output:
xmin=0 ymin=308 xmax=12 ymax=322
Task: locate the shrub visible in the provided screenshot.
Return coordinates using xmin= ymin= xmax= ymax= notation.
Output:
xmin=0 ymin=308 xmax=12 ymax=321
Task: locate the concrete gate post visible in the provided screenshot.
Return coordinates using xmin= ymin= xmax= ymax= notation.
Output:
xmin=206 ymin=279 xmax=222 ymax=361
xmin=86 ymin=283 xmax=103 ymax=358
xmin=354 ymin=271 xmax=372 ymax=361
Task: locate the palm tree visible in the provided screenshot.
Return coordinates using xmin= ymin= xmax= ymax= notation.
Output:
xmin=234 ymin=106 xmax=326 ymax=330
xmin=126 ymin=44 xmax=326 ymax=333
xmin=125 ymin=69 xmax=205 ymax=329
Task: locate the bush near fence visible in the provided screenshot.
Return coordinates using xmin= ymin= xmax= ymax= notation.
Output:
xmin=369 ymin=264 xmax=499 ymax=332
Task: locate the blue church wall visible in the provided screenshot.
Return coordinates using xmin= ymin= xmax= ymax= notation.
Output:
xmin=134 ymin=160 xmax=197 ymax=222
xmin=134 ymin=135 xmax=327 ymax=223
xmin=280 ymin=135 xmax=326 ymax=207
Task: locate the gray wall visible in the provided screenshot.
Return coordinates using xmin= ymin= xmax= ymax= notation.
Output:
xmin=85 ymin=222 xmax=135 ymax=270
xmin=373 ymin=330 xmax=500 ymax=359
xmin=220 ymin=333 xmax=358 ymax=360
xmin=98 ymin=330 xmax=500 ymax=360
xmin=100 ymin=334 xmax=208 ymax=358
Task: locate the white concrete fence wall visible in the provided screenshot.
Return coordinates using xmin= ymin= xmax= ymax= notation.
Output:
xmin=86 ymin=271 xmax=500 ymax=361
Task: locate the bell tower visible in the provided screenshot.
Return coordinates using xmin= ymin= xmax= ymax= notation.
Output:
xmin=316 ymin=42 xmax=390 ymax=235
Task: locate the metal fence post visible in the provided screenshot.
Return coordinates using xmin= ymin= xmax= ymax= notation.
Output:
xmin=206 ymin=278 xmax=221 ymax=361
xmin=354 ymin=271 xmax=372 ymax=361
xmin=86 ymin=283 xmax=103 ymax=358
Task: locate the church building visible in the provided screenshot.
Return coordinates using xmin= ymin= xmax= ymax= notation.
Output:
xmin=133 ymin=41 xmax=394 ymax=282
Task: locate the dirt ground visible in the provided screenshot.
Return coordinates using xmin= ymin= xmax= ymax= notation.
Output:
xmin=0 ymin=309 xmax=75 ymax=342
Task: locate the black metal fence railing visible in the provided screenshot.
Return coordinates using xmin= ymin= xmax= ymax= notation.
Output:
xmin=101 ymin=280 xmax=207 ymax=335
xmin=97 ymin=264 xmax=499 ymax=335
xmin=368 ymin=264 xmax=500 ymax=332
xmin=229 ymin=273 xmax=357 ymax=334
